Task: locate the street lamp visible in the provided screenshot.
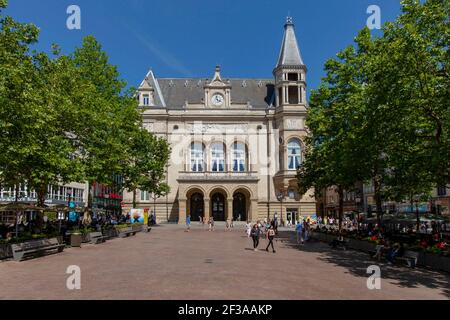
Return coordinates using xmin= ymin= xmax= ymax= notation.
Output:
xmin=414 ymin=198 xmax=420 ymax=233
xmin=277 ymin=191 xmax=285 ymax=227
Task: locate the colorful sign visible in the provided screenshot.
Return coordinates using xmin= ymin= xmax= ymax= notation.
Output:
xmin=130 ymin=208 xmax=144 ymax=224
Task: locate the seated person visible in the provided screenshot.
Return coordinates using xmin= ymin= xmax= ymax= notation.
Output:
xmin=385 ymin=242 xmax=402 ymax=264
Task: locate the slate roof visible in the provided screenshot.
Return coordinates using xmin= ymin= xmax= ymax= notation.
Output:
xmin=145 ymin=75 xmax=275 ymax=109
xmin=276 ymin=17 xmax=304 ymax=67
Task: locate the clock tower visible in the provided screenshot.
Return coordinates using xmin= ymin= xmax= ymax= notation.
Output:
xmin=204 ymin=65 xmax=231 ymax=108
xmin=273 ymin=16 xmax=311 ymax=207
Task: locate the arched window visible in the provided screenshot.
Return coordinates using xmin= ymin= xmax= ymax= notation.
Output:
xmin=190 ymin=142 xmax=204 ymax=172
xmin=232 ymin=142 xmax=247 ymax=172
xmin=211 ymin=143 xmax=225 ymax=172
xmin=287 ymin=139 xmax=302 ymax=170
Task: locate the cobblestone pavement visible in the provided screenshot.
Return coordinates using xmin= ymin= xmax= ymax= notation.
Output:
xmin=0 ymin=223 xmax=449 ymax=300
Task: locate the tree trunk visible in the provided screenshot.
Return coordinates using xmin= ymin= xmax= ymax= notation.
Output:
xmin=87 ymin=181 xmax=92 ymax=210
xmin=35 ymin=183 xmax=47 ymax=233
xmin=15 ymin=184 xmax=19 ymax=238
xmin=132 ymin=188 xmax=136 ymax=209
xmin=338 ymin=186 xmax=344 ymax=232
xmin=373 ymin=176 xmax=383 ymax=229
xmin=415 ymin=203 xmax=420 ymax=233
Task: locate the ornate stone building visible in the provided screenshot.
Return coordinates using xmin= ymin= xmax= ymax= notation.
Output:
xmin=123 ymin=17 xmax=316 ymax=223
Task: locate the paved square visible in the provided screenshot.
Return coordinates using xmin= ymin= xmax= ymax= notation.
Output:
xmin=0 ymin=224 xmax=449 ymax=300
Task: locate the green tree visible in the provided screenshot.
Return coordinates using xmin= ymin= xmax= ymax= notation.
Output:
xmin=123 ymin=127 xmax=171 ymax=208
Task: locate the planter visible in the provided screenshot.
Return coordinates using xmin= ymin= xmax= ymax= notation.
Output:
xmin=131 ymin=225 xmax=143 ymax=233
xmin=102 ymin=228 xmax=118 ymax=239
xmin=0 ymin=243 xmax=12 ymax=260
xmin=347 ymin=239 xmax=377 ymax=252
xmin=422 ymin=252 xmax=450 ymax=273
xmin=70 ymin=234 xmax=82 ymax=247
xmin=81 ymin=234 xmax=90 ymax=243
xmin=311 ymin=232 xmax=335 ymax=243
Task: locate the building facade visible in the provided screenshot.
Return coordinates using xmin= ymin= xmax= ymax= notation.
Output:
xmin=0 ymin=182 xmax=88 ymax=209
xmin=123 ymin=17 xmax=316 ymax=223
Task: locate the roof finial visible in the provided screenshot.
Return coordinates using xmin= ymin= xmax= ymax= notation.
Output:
xmin=212 ymin=65 xmax=222 ymax=81
xmin=286 ymin=16 xmax=293 ymax=26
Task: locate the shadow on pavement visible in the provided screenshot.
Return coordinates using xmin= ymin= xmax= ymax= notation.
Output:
xmin=277 ymin=231 xmax=450 ymax=298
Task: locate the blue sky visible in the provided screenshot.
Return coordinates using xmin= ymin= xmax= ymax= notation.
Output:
xmin=5 ymin=0 xmax=402 ymax=92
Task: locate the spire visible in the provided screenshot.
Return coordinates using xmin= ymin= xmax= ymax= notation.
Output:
xmin=276 ymin=16 xmax=304 ymax=67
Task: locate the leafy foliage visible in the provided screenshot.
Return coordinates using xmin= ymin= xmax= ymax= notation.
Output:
xmin=298 ymin=0 xmax=449 ymax=227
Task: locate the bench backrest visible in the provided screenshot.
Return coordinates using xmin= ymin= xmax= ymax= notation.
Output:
xmin=89 ymin=232 xmax=103 ymax=238
xmin=119 ymin=227 xmax=132 ymax=233
xmin=404 ymin=250 xmax=419 ymax=258
xmin=11 ymin=238 xmax=59 ymax=252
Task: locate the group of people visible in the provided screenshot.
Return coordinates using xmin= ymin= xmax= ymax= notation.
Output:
xmin=247 ymin=222 xmax=277 ymax=253
xmin=295 ymin=219 xmax=311 ymax=245
xmin=185 ymin=215 xmax=216 ymax=232
xmin=372 ymin=239 xmax=406 ymax=264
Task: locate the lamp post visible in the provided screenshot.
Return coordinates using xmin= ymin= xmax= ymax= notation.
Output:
xmin=277 ymin=191 xmax=285 ymax=227
xmin=415 ymin=199 xmax=420 ymax=233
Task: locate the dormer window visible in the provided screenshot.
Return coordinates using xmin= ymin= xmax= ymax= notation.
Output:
xmin=143 ymin=94 xmax=150 ymax=106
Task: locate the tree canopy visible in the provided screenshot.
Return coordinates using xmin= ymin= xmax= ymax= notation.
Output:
xmin=298 ymin=0 xmax=449 ymax=227
xmin=0 ymin=1 xmax=170 ymax=220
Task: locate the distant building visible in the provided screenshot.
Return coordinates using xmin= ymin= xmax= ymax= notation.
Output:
xmin=90 ymin=175 xmax=124 ymax=217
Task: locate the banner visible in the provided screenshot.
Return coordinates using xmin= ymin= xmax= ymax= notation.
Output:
xmin=130 ymin=208 xmax=144 ymax=224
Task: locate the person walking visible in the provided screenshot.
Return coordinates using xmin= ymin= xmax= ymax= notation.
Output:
xmin=265 ymin=226 xmax=276 ymax=253
xmin=273 ymin=213 xmax=279 ymax=235
xmin=246 ymin=221 xmax=252 ymax=238
xmin=186 ymin=215 xmax=191 ymax=232
xmin=304 ymin=219 xmax=310 ymax=241
xmin=295 ymin=220 xmax=303 ymax=244
xmin=209 ymin=217 xmax=215 ymax=231
xmin=250 ymin=224 xmax=260 ymax=251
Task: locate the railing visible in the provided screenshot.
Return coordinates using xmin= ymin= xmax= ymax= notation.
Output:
xmin=178 ymin=171 xmax=259 ymax=181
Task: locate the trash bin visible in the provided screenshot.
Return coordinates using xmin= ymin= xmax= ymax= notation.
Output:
xmin=69 ymin=232 xmax=82 ymax=247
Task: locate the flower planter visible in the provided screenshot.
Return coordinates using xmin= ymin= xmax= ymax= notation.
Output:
xmin=131 ymin=225 xmax=143 ymax=233
xmin=347 ymin=239 xmax=377 ymax=252
xmin=422 ymin=253 xmax=450 ymax=273
xmin=0 ymin=243 xmax=12 ymax=260
xmin=102 ymin=228 xmax=118 ymax=239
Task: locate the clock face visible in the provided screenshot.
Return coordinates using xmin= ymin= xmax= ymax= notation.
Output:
xmin=211 ymin=93 xmax=224 ymax=106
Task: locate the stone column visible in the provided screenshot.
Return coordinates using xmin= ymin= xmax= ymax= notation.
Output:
xmin=178 ymin=199 xmax=187 ymax=225
xmin=250 ymin=200 xmax=258 ymax=222
xmin=204 ymin=198 xmax=210 ymax=221
xmin=227 ymin=198 xmax=233 ymax=221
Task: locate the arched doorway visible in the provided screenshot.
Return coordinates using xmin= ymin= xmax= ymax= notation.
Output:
xmin=189 ymin=192 xmax=204 ymax=222
xmin=211 ymin=192 xmax=225 ymax=221
xmin=233 ymin=192 xmax=247 ymax=222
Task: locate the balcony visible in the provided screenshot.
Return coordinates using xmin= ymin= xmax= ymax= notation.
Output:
xmin=177 ymin=171 xmax=259 ymax=182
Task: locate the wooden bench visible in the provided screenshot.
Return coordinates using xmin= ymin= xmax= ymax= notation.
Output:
xmin=89 ymin=232 xmax=106 ymax=244
xmin=11 ymin=238 xmax=65 ymax=262
xmin=396 ymin=250 xmax=419 ymax=268
xmin=118 ymin=227 xmax=137 ymax=238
